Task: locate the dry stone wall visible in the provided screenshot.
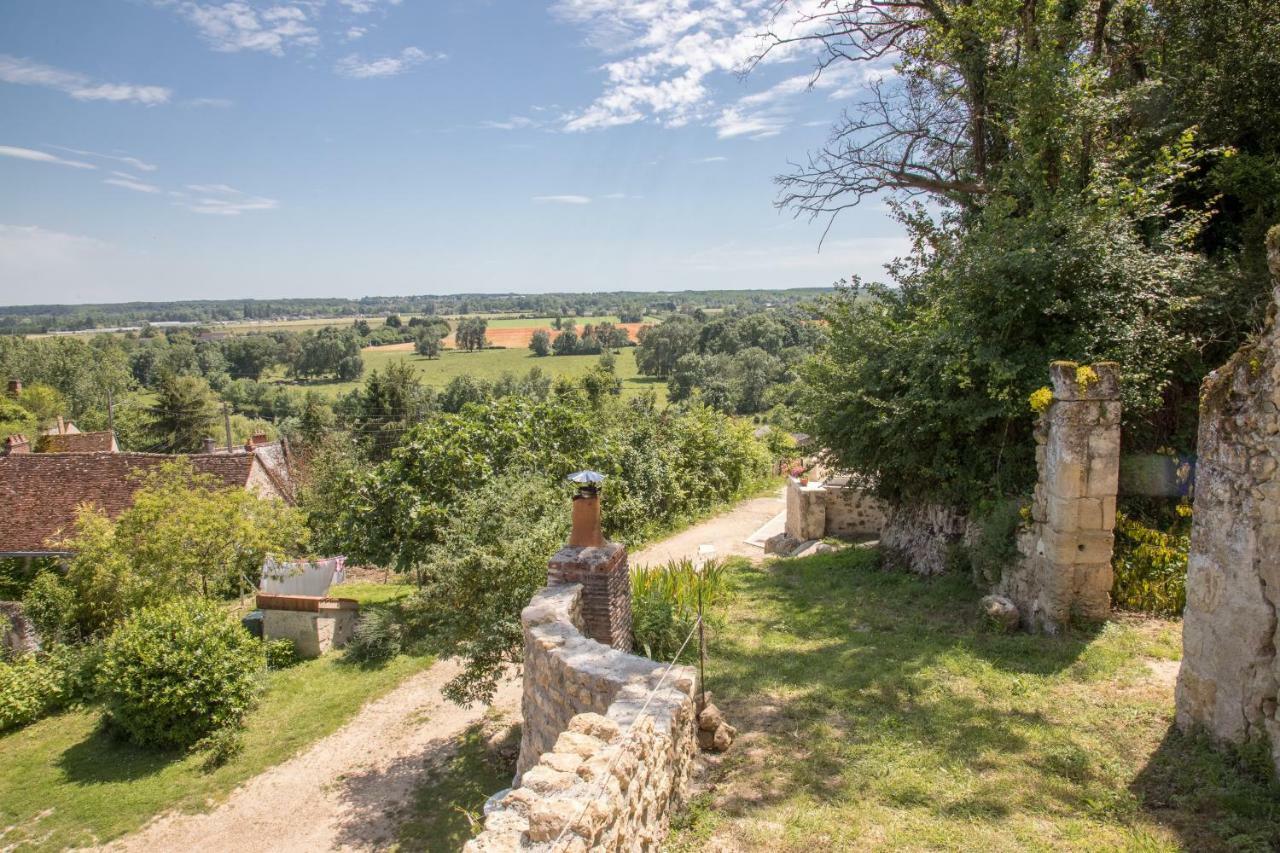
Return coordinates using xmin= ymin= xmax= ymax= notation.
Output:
xmin=997 ymin=362 xmax=1121 ymax=633
xmin=468 ymin=584 xmax=699 ymax=852
xmin=879 ymin=503 xmax=969 ymax=576
xmin=1176 ymin=226 xmax=1280 ymax=775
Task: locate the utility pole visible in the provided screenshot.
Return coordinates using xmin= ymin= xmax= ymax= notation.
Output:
xmin=106 ymin=387 xmax=115 ymax=437
xmin=223 ymin=401 xmax=233 ymax=452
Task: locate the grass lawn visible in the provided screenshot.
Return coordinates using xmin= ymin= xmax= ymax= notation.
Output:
xmin=278 ymin=345 xmax=668 ymax=401
xmin=0 ymin=582 xmax=431 ymax=852
xmin=669 ymin=549 xmax=1280 ymax=851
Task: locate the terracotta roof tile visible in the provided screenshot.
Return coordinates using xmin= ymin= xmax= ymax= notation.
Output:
xmin=0 ymin=452 xmax=260 ymax=555
xmin=40 ymin=431 xmax=117 ymax=454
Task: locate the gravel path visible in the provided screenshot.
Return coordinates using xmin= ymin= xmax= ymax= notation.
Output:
xmin=631 ymin=487 xmax=785 ymax=568
xmin=100 ymin=659 xmax=520 ymax=853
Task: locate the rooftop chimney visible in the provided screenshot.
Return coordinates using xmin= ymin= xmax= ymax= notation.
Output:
xmin=6 ymin=379 xmax=20 ymax=398
xmin=3 ymin=435 xmax=30 ymax=455
xmin=251 ymin=432 xmax=270 ymax=447
xmin=547 ymin=471 xmax=632 ymax=651
xmin=202 ymin=437 xmax=218 ymax=454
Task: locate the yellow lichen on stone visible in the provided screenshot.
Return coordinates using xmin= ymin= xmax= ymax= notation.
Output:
xmin=1029 ymin=386 xmax=1054 ymax=414
xmin=1075 ymin=365 xmax=1099 ymax=390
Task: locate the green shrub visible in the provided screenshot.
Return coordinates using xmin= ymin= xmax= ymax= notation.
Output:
xmin=0 ymin=655 xmax=62 ymax=732
xmin=22 ymin=571 xmax=77 ymax=644
xmin=98 ymin=598 xmax=266 ymax=749
xmin=0 ymin=642 xmax=100 ymax=732
xmin=1112 ymin=508 xmax=1190 ymax=616
xmin=345 ymin=609 xmax=404 ymax=665
xmin=263 ymin=638 xmax=298 ymax=670
xmin=196 ymin=724 xmax=245 ymax=771
xmin=961 ymin=499 xmax=1026 ymax=587
xmin=630 ymin=557 xmax=731 ymax=663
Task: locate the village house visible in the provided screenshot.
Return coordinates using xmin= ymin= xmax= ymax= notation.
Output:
xmin=0 ymin=440 xmax=295 ymax=558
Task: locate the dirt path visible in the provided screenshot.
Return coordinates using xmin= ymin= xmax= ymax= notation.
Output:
xmin=631 ymin=487 xmax=785 ymax=568
xmin=101 ymin=659 xmax=520 ymax=853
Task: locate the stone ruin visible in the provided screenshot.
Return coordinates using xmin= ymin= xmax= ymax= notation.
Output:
xmin=1176 ymin=226 xmax=1280 ymax=774
xmin=994 ymin=361 xmax=1122 ymax=633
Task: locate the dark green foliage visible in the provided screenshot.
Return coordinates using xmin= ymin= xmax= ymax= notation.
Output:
xmin=196 ymin=724 xmax=245 ymax=771
xmin=952 ymin=500 xmax=1026 ymax=587
xmin=344 ymin=609 xmax=405 ymax=665
xmin=149 ymin=372 xmax=220 ymax=452
xmin=97 ymin=598 xmax=266 ymax=749
xmin=529 ymin=329 xmax=551 ymax=356
xmin=262 ymin=638 xmax=298 ymax=670
xmin=454 ymin=317 xmax=488 ymax=352
xmin=290 ymin=327 xmax=363 ymax=380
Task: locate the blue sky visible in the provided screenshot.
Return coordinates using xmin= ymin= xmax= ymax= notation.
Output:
xmin=0 ymin=0 xmax=907 ymax=305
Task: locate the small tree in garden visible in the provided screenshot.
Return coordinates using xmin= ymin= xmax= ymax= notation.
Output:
xmin=33 ymin=460 xmax=308 ymax=639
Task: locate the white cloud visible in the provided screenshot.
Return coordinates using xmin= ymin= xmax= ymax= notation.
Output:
xmin=339 ymin=0 xmax=402 ymax=13
xmin=600 ymin=192 xmax=641 ymax=199
xmin=185 ymin=96 xmax=235 ymax=108
xmin=0 ymin=55 xmax=171 ymax=105
xmin=178 ymin=183 xmax=278 ymax=215
xmin=161 ymin=2 xmax=320 ymax=55
xmin=0 ymin=146 xmax=96 ymax=170
xmin=104 ymin=177 xmax=161 ymax=194
xmin=345 ymin=26 xmax=367 ymax=40
xmin=696 ymin=155 xmax=728 ymax=162
xmin=334 ymin=47 xmax=441 ymax=79
xmin=532 ymin=195 xmax=591 ymax=205
xmin=51 ymin=146 xmax=158 ymax=172
xmin=554 ymin=1 xmax=885 ymax=137
xmin=481 ymin=116 xmax=540 ymax=130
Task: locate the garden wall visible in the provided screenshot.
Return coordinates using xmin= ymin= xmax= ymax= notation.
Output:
xmin=879 ymin=503 xmax=969 ymax=576
xmin=467 ymin=583 xmax=699 ymax=852
xmin=1176 ymin=226 xmax=1280 ymax=775
xmin=785 ymin=476 xmax=884 ymax=542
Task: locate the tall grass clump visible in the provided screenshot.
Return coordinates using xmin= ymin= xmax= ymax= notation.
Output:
xmin=630 ymin=557 xmax=731 ymax=663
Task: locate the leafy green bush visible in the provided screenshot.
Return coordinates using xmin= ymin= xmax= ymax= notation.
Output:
xmin=0 ymin=655 xmax=62 ymax=732
xmin=263 ymin=638 xmax=298 ymax=670
xmin=630 ymin=557 xmax=731 ymax=663
xmin=0 ymin=643 xmax=100 ymax=732
xmin=1112 ymin=509 xmax=1190 ymax=616
xmin=344 ymin=609 xmax=404 ymax=665
xmin=97 ymin=598 xmax=266 ymax=749
xmin=195 ymin=724 xmax=245 ymax=771
xmin=956 ymin=499 xmax=1026 ymax=587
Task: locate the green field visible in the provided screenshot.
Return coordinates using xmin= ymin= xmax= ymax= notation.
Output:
xmin=278 ymin=346 xmax=668 ymax=400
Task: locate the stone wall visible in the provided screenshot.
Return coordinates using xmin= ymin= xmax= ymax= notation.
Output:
xmin=469 ymin=584 xmax=699 ymax=852
xmin=1176 ymin=226 xmax=1280 ymax=775
xmin=258 ymin=595 xmax=359 ymax=658
xmin=785 ymin=476 xmax=885 ymax=542
xmin=879 ymin=503 xmax=969 ymax=576
xmin=997 ymin=362 xmax=1121 ymax=633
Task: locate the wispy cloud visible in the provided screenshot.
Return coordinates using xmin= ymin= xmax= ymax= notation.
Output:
xmin=481 ymin=116 xmax=541 ymax=131
xmin=0 ymin=145 xmax=96 ymax=169
xmin=345 ymin=26 xmax=367 ymax=41
xmin=51 ymin=146 xmax=158 ymax=172
xmin=339 ymin=0 xmax=403 ymax=14
xmin=159 ymin=1 xmax=320 ymax=55
xmin=696 ymin=155 xmax=728 ymax=163
xmin=334 ymin=46 xmax=442 ymax=79
xmin=533 ymin=195 xmax=591 ymax=205
xmin=0 ymin=55 xmax=171 ymax=105
xmin=185 ymin=96 xmax=234 ymax=108
xmin=104 ymin=176 xmax=162 ymax=194
xmin=601 ymin=192 xmax=640 ymax=199
xmin=176 ymin=183 xmax=278 ymax=215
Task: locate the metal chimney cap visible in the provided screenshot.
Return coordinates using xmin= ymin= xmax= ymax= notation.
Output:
xmin=567 ymin=470 xmax=606 ymax=485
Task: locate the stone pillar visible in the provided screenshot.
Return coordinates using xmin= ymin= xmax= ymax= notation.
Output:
xmin=547 ymin=486 xmax=632 ymax=651
xmin=999 ymin=361 xmax=1121 ymax=632
xmin=1176 ymin=226 xmax=1280 ymax=775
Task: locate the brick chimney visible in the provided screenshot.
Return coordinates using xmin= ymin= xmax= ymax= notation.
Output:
xmin=3 ymin=435 xmax=30 ymax=455
xmin=250 ymin=432 xmax=270 ymax=447
xmin=6 ymin=379 xmax=20 ymax=398
xmin=547 ymin=471 xmax=632 ymax=651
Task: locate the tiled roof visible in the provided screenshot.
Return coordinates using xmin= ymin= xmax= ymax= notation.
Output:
xmin=40 ymin=431 xmax=117 ymax=453
xmin=0 ymin=452 xmax=260 ymax=555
